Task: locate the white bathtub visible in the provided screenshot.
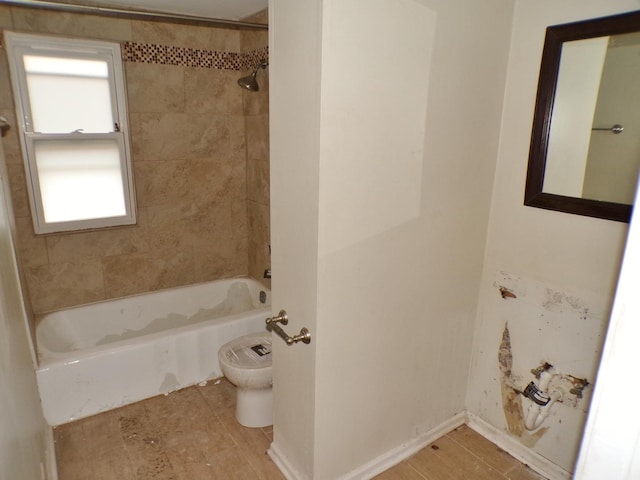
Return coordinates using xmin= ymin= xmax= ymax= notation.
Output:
xmin=35 ymin=277 xmax=271 ymax=426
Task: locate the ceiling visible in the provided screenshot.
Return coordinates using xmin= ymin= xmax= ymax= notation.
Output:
xmin=35 ymin=0 xmax=269 ymax=22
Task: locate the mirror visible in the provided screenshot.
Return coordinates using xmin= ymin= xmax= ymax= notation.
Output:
xmin=525 ymin=10 xmax=640 ymax=223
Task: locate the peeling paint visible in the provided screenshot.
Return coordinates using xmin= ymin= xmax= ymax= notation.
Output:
xmin=498 ymin=323 xmax=548 ymax=447
xmin=498 ymin=323 xmax=513 ymax=377
xmin=542 ymin=288 xmax=589 ymax=317
xmin=159 ymin=373 xmax=179 ymax=394
xmin=500 ymin=382 xmax=524 ymax=436
xmin=499 ymin=286 xmax=517 ymax=299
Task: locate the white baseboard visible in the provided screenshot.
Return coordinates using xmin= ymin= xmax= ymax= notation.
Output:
xmin=269 ymin=411 xmax=569 ymax=480
xmin=268 ymin=442 xmax=311 ymax=480
xmin=466 ymin=412 xmax=570 ymax=480
xmin=45 ymin=426 xmax=58 ymax=480
xmin=268 ymin=411 xmax=466 ymax=480
xmin=335 ymin=411 xmax=467 ymax=480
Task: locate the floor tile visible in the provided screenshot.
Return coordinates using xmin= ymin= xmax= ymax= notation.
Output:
xmin=54 ymin=379 xmax=546 ymax=480
xmin=447 ymin=425 xmax=521 ymax=474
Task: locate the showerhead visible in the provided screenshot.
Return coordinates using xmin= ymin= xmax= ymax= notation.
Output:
xmin=238 ymin=61 xmax=268 ymax=92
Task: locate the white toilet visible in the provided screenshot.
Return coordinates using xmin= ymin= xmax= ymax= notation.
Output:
xmin=218 ymin=332 xmax=273 ymax=428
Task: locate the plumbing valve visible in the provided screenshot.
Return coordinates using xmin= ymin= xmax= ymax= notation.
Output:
xmin=523 ymin=381 xmax=551 ymax=406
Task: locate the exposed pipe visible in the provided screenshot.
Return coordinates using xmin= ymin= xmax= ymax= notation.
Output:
xmin=524 ymin=390 xmax=562 ymax=431
xmin=524 ymin=370 xmax=564 ymax=431
xmin=0 ymin=0 xmax=268 ymax=30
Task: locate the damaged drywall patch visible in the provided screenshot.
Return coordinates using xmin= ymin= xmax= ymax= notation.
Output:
xmin=499 ymin=286 xmax=517 ymax=299
xmin=498 ymin=323 xmax=548 ymax=446
xmin=542 ymin=288 xmax=589 ymax=319
xmin=499 ymin=323 xmax=524 ymax=435
xmin=498 ymin=322 xmax=591 ymax=449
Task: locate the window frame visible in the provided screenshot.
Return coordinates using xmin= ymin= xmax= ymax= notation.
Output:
xmin=4 ymin=31 xmax=136 ymax=234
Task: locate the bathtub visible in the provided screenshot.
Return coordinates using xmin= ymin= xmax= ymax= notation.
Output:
xmin=35 ymin=277 xmax=271 ymax=426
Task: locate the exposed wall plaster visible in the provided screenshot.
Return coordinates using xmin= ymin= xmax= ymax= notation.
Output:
xmin=498 ymin=323 xmax=548 ymax=446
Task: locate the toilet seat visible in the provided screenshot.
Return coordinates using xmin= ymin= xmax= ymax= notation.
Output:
xmin=220 ymin=333 xmax=272 ymax=370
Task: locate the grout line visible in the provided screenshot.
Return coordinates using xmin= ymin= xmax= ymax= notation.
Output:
xmin=404 ymin=459 xmax=432 ymax=480
xmin=445 ymin=430 xmax=510 ymax=480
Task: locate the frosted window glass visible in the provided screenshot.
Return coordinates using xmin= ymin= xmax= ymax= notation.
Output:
xmin=24 ymin=55 xmax=113 ymax=133
xmin=34 ymin=140 xmax=126 ymax=223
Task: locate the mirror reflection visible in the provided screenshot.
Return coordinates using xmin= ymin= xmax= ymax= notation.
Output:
xmin=525 ymin=11 xmax=640 ymax=223
xmin=544 ymin=32 xmax=640 ymax=205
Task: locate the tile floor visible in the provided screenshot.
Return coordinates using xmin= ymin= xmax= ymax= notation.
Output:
xmin=54 ymin=378 xmax=546 ymax=480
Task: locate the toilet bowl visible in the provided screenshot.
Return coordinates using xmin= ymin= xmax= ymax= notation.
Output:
xmin=218 ymin=332 xmax=273 ymax=428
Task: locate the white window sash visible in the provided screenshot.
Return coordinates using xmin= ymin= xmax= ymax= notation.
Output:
xmin=23 ymin=132 xmax=135 ymax=234
xmin=4 ymin=31 xmax=136 ymax=234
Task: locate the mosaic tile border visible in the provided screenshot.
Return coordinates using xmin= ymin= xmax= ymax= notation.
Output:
xmin=122 ymin=42 xmax=268 ymax=71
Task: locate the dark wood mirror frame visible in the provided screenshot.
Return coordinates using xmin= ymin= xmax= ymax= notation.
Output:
xmin=524 ymin=10 xmax=640 ymax=223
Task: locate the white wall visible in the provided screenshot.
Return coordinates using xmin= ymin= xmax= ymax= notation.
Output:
xmin=0 ymin=141 xmax=51 ymax=478
xmin=575 ymin=149 xmax=640 ymax=480
xmin=269 ymin=0 xmax=513 ymax=478
xmin=268 ymin=0 xmax=322 ymax=476
xmin=467 ymin=1 xmax=638 ymax=475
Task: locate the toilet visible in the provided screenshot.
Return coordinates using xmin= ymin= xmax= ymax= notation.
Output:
xmin=218 ymin=332 xmax=273 ymax=428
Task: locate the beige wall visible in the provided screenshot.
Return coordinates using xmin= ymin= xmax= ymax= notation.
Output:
xmin=467 ymin=0 xmax=637 ymax=474
xmin=241 ymin=9 xmax=271 ymax=289
xmin=0 ymin=5 xmax=269 ymax=316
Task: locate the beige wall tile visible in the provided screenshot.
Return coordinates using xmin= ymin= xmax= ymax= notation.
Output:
xmin=144 ymin=202 xmax=200 ymax=229
xmin=26 ymin=260 xmax=105 ymax=313
xmin=6 ymin=164 xmax=30 ymax=218
xmin=134 ymin=160 xmax=192 ymax=207
xmin=242 ymin=9 xmax=268 ymax=25
xmin=10 ymin=7 xmax=132 ymax=41
xmin=240 ymin=9 xmax=268 ymax=53
xmin=192 ymin=201 xmax=247 ymax=283
xmin=209 ymin=28 xmax=241 ymax=52
xmin=247 ymin=201 xmax=270 ymax=287
xmin=241 ymin=16 xmax=270 ymax=289
xmin=0 ymin=110 xmax=23 ymax=165
xmin=240 ymin=30 xmax=268 ymax=53
xmin=2 ymin=7 xmax=260 ymax=313
xmin=138 ymin=113 xmax=230 ymax=162
xmin=0 ymin=6 xmax=13 ymax=28
xmin=0 ymin=52 xmax=14 ymax=110
xmin=46 ymin=226 xmax=149 ymax=264
xmin=14 ymin=216 xmax=48 ymax=268
xmin=184 ymin=69 xmax=242 ymax=116
xmin=131 ymin=20 xmax=239 ymax=51
xmin=247 ymin=157 xmax=269 ymax=205
xmin=127 ymin=113 xmax=143 ymax=161
xmin=228 ymin=115 xmax=247 ymax=159
xmin=102 ymin=249 xmax=195 ymax=298
xmin=245 ymin=114 xmax=269 ymax=160
xmin=125 ymin=63 xmax=185 ymax=114
xmin=188 ymin=159 xmax=245 ymax=206
xmin=242 ymin=80 xmax=270 ymax=116
xmin=146 ymin=224 xmax=195 ymax=253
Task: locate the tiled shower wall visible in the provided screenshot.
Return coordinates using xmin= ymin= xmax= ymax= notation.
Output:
xmin=0 ymin=6 xmax=269 ymax=316
xmin=241 ymin=10 xmax=270 ymax=288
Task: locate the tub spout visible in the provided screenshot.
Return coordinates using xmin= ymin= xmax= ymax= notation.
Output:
xmin=264 ymin=269 xmax=271 ymax=279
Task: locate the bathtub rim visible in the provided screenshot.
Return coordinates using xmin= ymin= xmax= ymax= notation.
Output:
xmin=35 ymin=276 xmax=272 ymax=367
xmin=37 ymin=305 xmax=272 ymax=369
xmin=34 ymin=275 xmax=269 ymax=318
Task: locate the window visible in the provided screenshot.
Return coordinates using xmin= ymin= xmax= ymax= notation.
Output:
xmin=4 ymin=32 xmax=135 ymax=234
